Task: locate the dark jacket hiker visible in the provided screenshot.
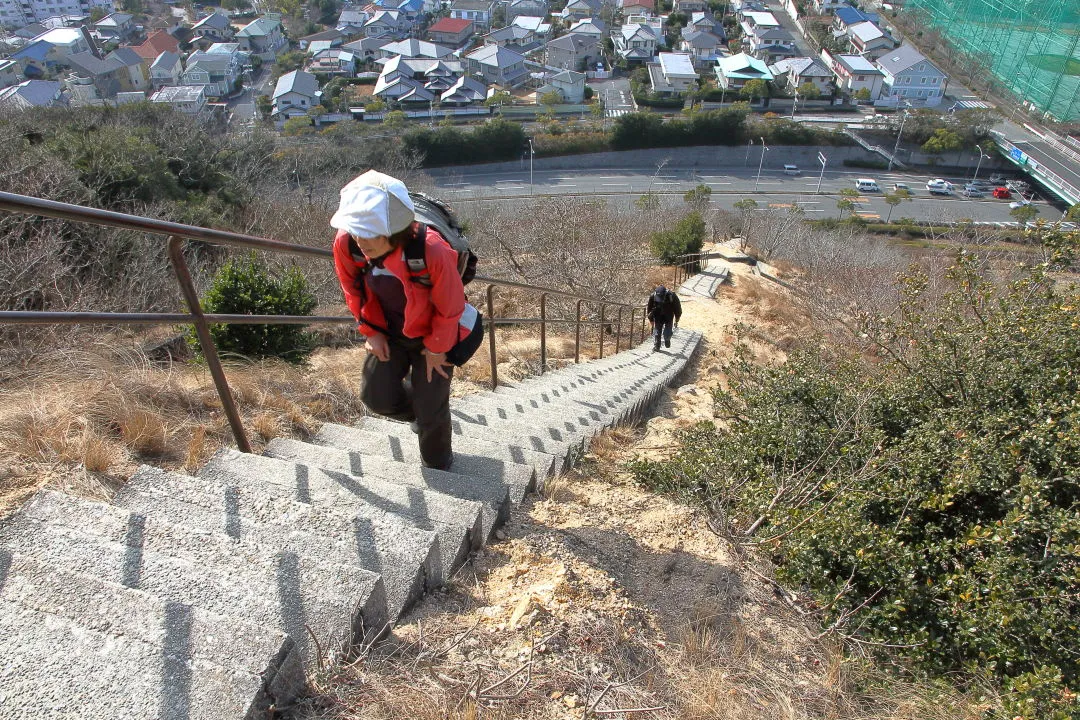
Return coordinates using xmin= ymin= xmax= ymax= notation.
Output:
xmin=646 ymin=285 xmax=682 ymax=351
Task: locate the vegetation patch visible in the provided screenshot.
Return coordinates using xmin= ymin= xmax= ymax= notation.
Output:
xmin=630 ymin=233 xmax=1080 ymax=717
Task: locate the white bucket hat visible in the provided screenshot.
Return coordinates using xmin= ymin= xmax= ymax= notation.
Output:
xmin=329 ymin=170 xmax=415 ymax=239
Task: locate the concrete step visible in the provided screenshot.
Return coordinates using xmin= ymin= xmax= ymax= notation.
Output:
xmin=264 ymin=438 xmax=515 ymax=537
xmin=315 ymin=421 xmax=559 ymax=492
xmin=116 ymin=466 xmax=439 ymax=619
xmin=0 ymin=601 xmax=262 ymax=720
xmin=0 ymin=550 xmax=303 ymax=717
xmin=448 ymin=405 xmax=591 ymax=455
xmin=4 ymin=491 xmax=389 ymax=663
xmin=451 ymin=393 xmax=607 ymax=436
xmin=199 ymin=450 xmax=484 ymax=559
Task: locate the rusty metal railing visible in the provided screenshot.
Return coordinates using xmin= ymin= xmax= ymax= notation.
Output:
xmin=0 ymin=190 xmax=648 ymax=453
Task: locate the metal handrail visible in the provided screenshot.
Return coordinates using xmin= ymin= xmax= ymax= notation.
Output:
xmin=0 ymin=190 xmax=654 ymax=453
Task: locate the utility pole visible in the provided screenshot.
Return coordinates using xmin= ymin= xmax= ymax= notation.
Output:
xmin=888 ymin=101 xmax=911 ymax=172
xmin=754 ymin=137 xmax=768 ymax=192
xmin=790 ymin=87 xmax=798 ymax=120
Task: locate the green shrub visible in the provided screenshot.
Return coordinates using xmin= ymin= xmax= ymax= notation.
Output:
xmin=194 ymin=253 xmax=318 ymax=363
xmin=649 ymin=211 xmax=706 ymax=263
xmin=629 ymin=243 xmax=1080 ymax=713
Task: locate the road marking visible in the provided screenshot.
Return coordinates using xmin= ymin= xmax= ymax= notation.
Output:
xmin=595 ymin=176 xmax=623 ymax=179
xmin=655 ymin=182 xmax=681 ymax=186
xmin=559 ymin=184 xmax=577 ymax=187
xmin=769 ymin=203 xmax=792 ymax=208
xmin=602 ymin=183 xmax=627 ymax=186
xmin=496 ymin=179 xmax=525 ymax=183
xmin=552 ymin=177 xmax=576 ymax=180
xmin=442 ymin=182 xmax=468 ymax=186
xmin=705 ymin=181 xmax=732 ymax=185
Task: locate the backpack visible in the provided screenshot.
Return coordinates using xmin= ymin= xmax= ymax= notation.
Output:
xmin=404 ymin=192 xmax=477 ymax=286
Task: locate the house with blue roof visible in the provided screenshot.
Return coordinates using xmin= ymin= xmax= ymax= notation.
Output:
xmin=10 ymin=40 xmax=52 ymax=77
xmin=832 ymin=6 xmax=879 ymax=32
xmin=373 ymin=0 xmax=425 ymax=22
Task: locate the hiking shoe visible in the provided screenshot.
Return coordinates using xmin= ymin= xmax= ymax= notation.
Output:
xmin=665 ymin=338 xmax=671 ymax=348
xmin=409 ymin=420 xmax=419 ymax=434
xmin=653 ymin=344 xmax=660 ymax=352
xmin=424 ymin=453 xmax=454 ymax=471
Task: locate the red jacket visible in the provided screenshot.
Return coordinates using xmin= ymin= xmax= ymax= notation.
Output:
xmin=333 ymin=225 xmax=466 ymax=354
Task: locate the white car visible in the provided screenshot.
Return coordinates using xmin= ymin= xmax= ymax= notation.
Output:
xmin=926 ymin=179 xmax=954 ymax=195
xmin=1009 ymin=199 xmax=1031 ymax=209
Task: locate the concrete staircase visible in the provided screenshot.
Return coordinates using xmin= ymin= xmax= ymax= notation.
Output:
xmin=0 ymin=330 xmax=701 ymax=719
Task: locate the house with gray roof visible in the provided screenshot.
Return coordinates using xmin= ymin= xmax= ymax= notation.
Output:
xmin=191 ymin=12 xmax=235 ymax=46
xmin=150 ymin=50 xmax=182 ymax=88
xmin=769 ymin=56 xmax=833 ymax=95
xmin=0 ymin=79 xmax=65 ymax=109
xmin=308 ymin=48 xmax=358 ymax=76
xmin=614 ymin=23 xmax=658 ymax=64
xmin=544 ymin=32 xmax=599 ymax=72
xmin=182 ymin=48 xmax=243 ymax=97
xmin=874 ymin=44 xmax=947 ymax=107
xmin=567 ymin=18 xmax=604 ymax=38
xmin=235 ymin=16 xmax=286 ymax=60
xmin=482 ymin=24 xmax=537 ymax=51
xmin=342 ymin=36 xmax=389 ymax=62
xmin=536 ymin=68 xmax=585 ymax=102
xmin=299 ymin=28 xmax=345 ymax=50
xmin=336 ymin=8 xmax=370 ymax=35
xmin=92 ymin=12 xmax=134 ymax=42
xmin=64 ymin=47 xmax=148 ymax=101
xmin=272 ymin=68 xmax=320 ymax=117
xmin=440 ymin=74 xmax=487 ymax=105
xmin=0 ymin=58 xmax=21 ymax=88
xmin=559 ymin=0 xmax=599 ymax=22
xmin=464 ymin=43 xmax=527 ymax=87
xmin=678 ymin=28 xmax=724 ymax=69
xmin=364 ymin=10 xmax=410 ymax=39
xmin=379 ymin=38 xmax=455 ymax=60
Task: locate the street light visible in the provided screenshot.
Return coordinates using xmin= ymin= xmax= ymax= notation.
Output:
xmin=754 ymin=137 xmax=768 ymax=192
xmin=790 ymin=87 xmax=798 ymax=120
xmin=887 ymin=101 xmax=911 ymax=172
xmin=815 ymin=151 xmax=827 ymax=194
xmin=744 ymin=137 xmax=754 ymax=166
xmin=972 ymin=143 xmax=991 ymax=182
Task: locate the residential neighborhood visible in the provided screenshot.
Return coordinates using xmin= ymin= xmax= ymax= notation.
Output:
xmin=0 ymin=0 xmax=954 ymax=128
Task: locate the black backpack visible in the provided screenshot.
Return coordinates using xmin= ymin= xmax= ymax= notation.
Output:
xmin=404 ymin=192 xmax=478 ymax=286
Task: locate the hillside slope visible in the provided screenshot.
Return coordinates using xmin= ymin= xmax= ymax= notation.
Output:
xmin=298 ymin=254 xmax=984 ymax=720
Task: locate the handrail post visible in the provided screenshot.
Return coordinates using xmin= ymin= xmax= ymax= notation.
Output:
xmin=539 ymin=292 xmax=547 ymax=374
xmin=487 ymin=284 xmax=498 ymax=389
xmin=640 ymin=307 xmax=646 ymax=345
xmin=574 ymin=299 xmax=583 ymax=363
xmin=627 ymin=308 xmax=635 ymax=350
xmin=166 ymin=236 xmax=252 ymax=454
xmin=597 ymin=304 xmax=605 ymax=359
xmin=614 ymin=306 xmax=623 ymax=353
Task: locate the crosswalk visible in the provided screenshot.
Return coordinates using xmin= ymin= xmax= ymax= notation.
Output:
xmin=607 ymin=107 xmax=634 ymax=117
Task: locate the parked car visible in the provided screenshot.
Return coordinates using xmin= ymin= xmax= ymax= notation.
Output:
xmin=783 ymin=164 xmax=801 ymax=176
xmin=926 ymin=178 xmax=954 ymax=195
xmin=962 ymin=184 xmax=986 ymax=198
xmin=992 ymin=186 xmax=1012 ymax=199
xmin=1009 ymin=198 xmax=1031 ymax=209
xmin=1006 ymin=179 xmax=1030 ymax=193
xmin=989 ymin=174 xmax=1008 ymax=184
xmin=971 ymin=179 xmax=995 ymax=188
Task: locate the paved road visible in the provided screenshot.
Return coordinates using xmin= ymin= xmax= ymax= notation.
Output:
xmin=428 ymin=165 xmax=1062 ymax=225
xmin=590 ymin=77 xmax=634 ymax=118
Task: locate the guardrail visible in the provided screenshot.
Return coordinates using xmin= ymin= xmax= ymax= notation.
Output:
xmin=0 ymin=191 xmax=709 ymax=453
xmin=992 ymin=132 xmax=1080 ymax=205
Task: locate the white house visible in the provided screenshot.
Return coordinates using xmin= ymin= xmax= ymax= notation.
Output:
xmin=150 ymin=85 xmax=207 ymax=115
xmin=847 ymin=21 xmax=893 ymax=59
xmin=614 ymin=23 xmax=658 ymax=63
xmin=821 ymin=50 xmax=884 ymax=100
xmin=149 ymin=50 xmax=182 ymax=89
xmin=537 ymin=68 xmax=585 ymax=102
xmin=235 ymin=16 xmax=287 ymax=60
xmin=874 ymin=44 xmax=947 ymax=107
xmin=649 ymin=51 xmax=697 ymax=95
xmin=272 ymin=69 xmax=320 ymax=117
xmin=450 ymin=0 xmax=495 ymax=30
xmin=464 ymin=43 xmax=528 ymax=87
